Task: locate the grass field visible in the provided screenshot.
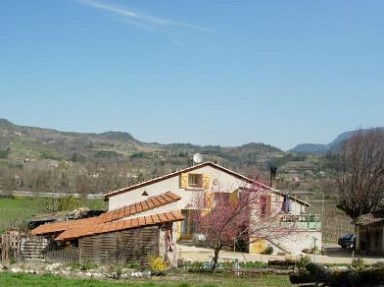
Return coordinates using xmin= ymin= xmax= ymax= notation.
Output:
xmin=0 ymin=197 xmax=42 ymax=231
xmin=0 ymin=272 xmax=291 ymax=287
xmin=0 ymin=196 xmax=105 ymax=232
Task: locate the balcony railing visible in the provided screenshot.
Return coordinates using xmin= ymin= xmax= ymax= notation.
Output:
xmin=280 ymin=214 xmax=321 ymax=230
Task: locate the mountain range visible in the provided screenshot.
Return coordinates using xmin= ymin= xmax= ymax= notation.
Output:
xmin=1 ymin=117 xmax=381 ymax=196
xmin=0 ymin=118 xmax=380 ymax=170
xmin=289 ymin=128 xmax=383 ymax=155
xmin=288 ymin=131 xmax=355 ymax=155
xmin=0 ymin=118 xmax=284 ymax=174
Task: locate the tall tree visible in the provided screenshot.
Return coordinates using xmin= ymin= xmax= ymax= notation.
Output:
xmin=329 ymin=128 xmax=384 ymax=219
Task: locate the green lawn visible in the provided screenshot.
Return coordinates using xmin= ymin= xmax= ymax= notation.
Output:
xmin=0 ymin=272 xmax=291 ymax=287
xmin=0 ymin=197 xmax=42 ymax=231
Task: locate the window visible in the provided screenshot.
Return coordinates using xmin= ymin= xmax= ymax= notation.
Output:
xmin=180 ymin=173 xmax=209 ymax=189
xmin=188 ymin=174 xmax=203 ymax=188
xmin=180 ymin=209 xmax=195 ymax=239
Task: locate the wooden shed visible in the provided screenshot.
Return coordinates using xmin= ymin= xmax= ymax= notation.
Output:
xmin=355 ymin=210 xmax=384 ymax=256
xmin=31 ymin=192 xmax=184 ymax=265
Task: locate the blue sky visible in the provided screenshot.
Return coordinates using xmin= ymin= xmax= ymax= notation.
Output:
xmin=1 ymin=0 xmax=383 ymax=151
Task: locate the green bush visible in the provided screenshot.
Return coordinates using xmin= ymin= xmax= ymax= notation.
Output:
xmin=94 ymin=150 xmax=119 ymax=158
xmin=261 ymin=246 xmax=273 ymax=255
xmin=128 ymin=261 xmax=139 ymax=269
xmin=296 ymin=255 xmax=311 ymax=271
xmin=58 ymin=196 xmax=81 ymax=211
xmin=69 ymin=260 xmax=98 ymax=271
xmin=240 ymin=261 xmax=268 ymax=269
xmin=351 ymin=258 xmax=365 ymax=269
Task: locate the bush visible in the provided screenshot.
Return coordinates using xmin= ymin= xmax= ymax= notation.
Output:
xmin=261 ymin=246 xmax=274 ymax=255
xmin=128 ymin=261 xmax=139 ymax=269
xmin=240 ymin=261 xmax=268 ymax=269
xmin=351 ymin=258 xmax=365 ymax=269
xmin=69 ymin=260 xmax=98 ymax=271
xmin=148 ymin=256 xmax=167 ymax=275
xmin=296 ymin=255 xmax=311 ymax=271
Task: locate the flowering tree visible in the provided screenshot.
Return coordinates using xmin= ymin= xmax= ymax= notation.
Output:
xmin=191 ymin=181 xmax=295 ymax=272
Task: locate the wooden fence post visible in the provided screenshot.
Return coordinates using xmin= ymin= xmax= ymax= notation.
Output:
xmin=1 ymin=234 xmax=9 ymax=268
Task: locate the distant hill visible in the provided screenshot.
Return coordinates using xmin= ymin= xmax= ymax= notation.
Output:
xmin=289 ymin=128 xmax=383 ymax=155
xmin=288 ymin=143 xmax=328 ymax=155
xmin=2 ymin=118 xmax=381 ymax=195
xmin=0 ymin=118 xmax=285 ymax=175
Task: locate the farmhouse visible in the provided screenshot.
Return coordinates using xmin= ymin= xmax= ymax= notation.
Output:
xmin=31 ymin=161 xmax=321 ymax=265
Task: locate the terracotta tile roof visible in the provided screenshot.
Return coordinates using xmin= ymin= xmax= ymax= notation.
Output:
xmin=31 ymin=191 xmax=181 ymax=237
xmin=97 ymin=191 xmax=180 ymax=222
xmin=31 ymin=217 xmax=101 ymax=235
xmin=55 ymin=210 xmax=184 ymax=241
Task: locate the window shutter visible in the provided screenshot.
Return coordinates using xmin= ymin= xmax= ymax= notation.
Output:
xmin=229 ymin=191 xmax=239 ymax=206
xmin=203 ymin=174 xmax=210 ymax=189
xmin=180 ymin=173 xmax=188 ymax=189
xmin=205 ymin=191 xmax=214 ymax=208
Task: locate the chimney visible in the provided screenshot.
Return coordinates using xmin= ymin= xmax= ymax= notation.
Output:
xmin=269 ymin=166 xmax=277 ymax=189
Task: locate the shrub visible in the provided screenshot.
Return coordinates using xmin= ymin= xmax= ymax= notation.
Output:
xmin=128 ymin=261 xmax=139 ymax=269
xmin=69 ymin=260 xmax=98 ymax=271
xmin=351 ymin=258 xmax=365 ymax=269
xmin=261 ymin=246 xmax=274 ymax=254
xmin=296 ymin=255 xmax=311 ymax=271
xmin=240 ymin=261 xmax=268 ymax=269
xmin=148 ymin=256 xmax=167 ymax=275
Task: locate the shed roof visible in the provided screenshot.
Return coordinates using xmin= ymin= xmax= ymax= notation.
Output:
xmin=31 ymin=191 xmax=182 ymax=240
xmin=355 ymin=210 xmax=384 ymax=226
xmin=55 ymin=210 xmax=184 ymax=241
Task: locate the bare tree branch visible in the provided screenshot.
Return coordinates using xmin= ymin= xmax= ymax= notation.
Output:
xmin=329 ymin=128 xmax=384 ymax=219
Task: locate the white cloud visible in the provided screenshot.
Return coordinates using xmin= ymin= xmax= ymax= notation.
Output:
xmin=79 ymin=0 xmax=211 ymax=32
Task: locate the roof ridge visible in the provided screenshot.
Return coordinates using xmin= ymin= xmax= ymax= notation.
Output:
xmin=103 ymin=161 xmax=275 ymax=199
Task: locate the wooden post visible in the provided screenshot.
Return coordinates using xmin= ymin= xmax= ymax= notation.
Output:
xmin=1 ymin=234 xmax=9 ymax=268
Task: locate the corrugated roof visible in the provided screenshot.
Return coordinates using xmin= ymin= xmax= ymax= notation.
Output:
xmin=55 ymin=210 xmax=184 ymax=241
xmin=31 ymin=191 xmax=181 ymax=237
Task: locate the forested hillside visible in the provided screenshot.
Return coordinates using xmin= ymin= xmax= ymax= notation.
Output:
xmin=0 ymin=118 xmax=330 ymax=198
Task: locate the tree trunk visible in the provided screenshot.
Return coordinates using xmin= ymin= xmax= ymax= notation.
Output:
xmin=211 ymin=247 xmax=221 ymax=272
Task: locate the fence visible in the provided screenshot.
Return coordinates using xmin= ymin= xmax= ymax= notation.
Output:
xmin=1 ymin=231 xmax=21 ymax=267
xmin=1 ymin=227 xmax=160 ymax=266
xmin=1 ymin=232 xmax=79 ymax=266
xmin=44 ymin=243 xmax=80 ymax=264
